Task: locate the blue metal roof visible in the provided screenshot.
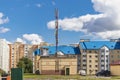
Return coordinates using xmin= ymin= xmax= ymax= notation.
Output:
xmin=42 ymin=45 xmax=80 ymax=55
xmin=34 ymin=49 xmax=40 ymax=55
xmin=33 ymin=45 xmax=80 ymax=55
xmin=79 ymin=41 xmax=120 ymax=50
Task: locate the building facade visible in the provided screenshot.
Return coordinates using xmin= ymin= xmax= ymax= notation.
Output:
xmin=79 ymin=39 xmax=120 ymax=75
xmin=0 ymin=39 xmax=9 ymax=72
xmin=110 ymin=60 xmax=120 ymax=75
xmin=39 ymin=56 xmax=77 ymax=75
xmin=9 ymin=42 xmax=38 ymax=69
xmin=99 ymin=46 xmax=110 ymax=71
xmin=33 ymin=45 xmax=80 ymax=75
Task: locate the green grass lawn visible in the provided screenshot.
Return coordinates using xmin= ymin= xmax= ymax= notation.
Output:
xmin=23 ymin=73 xmax=118 ymax=80
xmin=111 ymin=76 xmax=120 ymax=79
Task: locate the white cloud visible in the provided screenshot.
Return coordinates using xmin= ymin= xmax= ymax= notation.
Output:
xmin=36 ymin=3 xmax=42 ymax=8
xmin=0 ymin=13 xmax=10 ymax=34
xmin=0 ymin=27 xmax=10 ymax=33
xmin=23 ymin=34 xmax=44 ymax=44
xmin=16 ymin=38 xmax=26 ymax=44
xmin=47 ymin=0 xmax=120 ymax=39
xmin=0 ymin=12 xmax=9 ymax=25
xmin=15 ymin=34 xmax=44 ymax=44
xmin=95 ymin=30 xmax=120 ymax=39
xmin=47 ymin=14 xmax=104 ymax=32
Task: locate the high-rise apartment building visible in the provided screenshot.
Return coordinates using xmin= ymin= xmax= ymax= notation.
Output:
xmin=9 ymin=42 xmax=38 ymax=69
xmin=0 ymin=39 xmax=9 ymax=72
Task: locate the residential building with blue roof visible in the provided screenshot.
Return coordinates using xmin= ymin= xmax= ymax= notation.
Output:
xmin=33 ymin=39 xmax=120 ymax=75
xmin=79 ymin=39 xmax=120 ymax=75
xmin=33 ymin=45 xmax=80 ymax=75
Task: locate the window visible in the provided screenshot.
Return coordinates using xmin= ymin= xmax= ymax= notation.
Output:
xmin=89 ymin=55 xmax=92 ymax=58
xmin=83 ymin=64 xmax=86 ymax=67
xmin=89 ymin=65 xmax=92 ymax=67
xmin=89 ymin=50 xmax=92 ymax=53
xmin=95 ymin=50 xmax=97 ymax=53
xmin=117 ymin=51 xmax=119 ymax=53
xmin=95 ymin=65 xmax=98 ymax=67
xmin=101 ymin=65 xmax=104 ymax=67
xmin=101 ymin=49 xmax=105 ymax=52
xmin=106 ymin=60 xmax=108 ymax=62
xmin=101 ymin=55 xmax=104 ymax=57
xmin=106 ymin=65 xmax=108 ymax=67
xmin=95 ymin=70 xmax=98 ymax=72
xmin=111 ymin=55 xmax=113 ymax=58
xmin=89 ymin=60 xmax=92 ymax=63
xmin=83 ymin=55 xmax=86 ymax=57
xmin=83 ymin=60 xmax=86 ymax=62
xmin=106 ymin=50 xmax=109 ymax=52
xmin=95 ymin=60 xmax=98 ymax=63
xmin=101 ymin=60 xmax=104 ymax=62
xmin=89 ymin=70 xmax=91 ymax=72
xmin=95 ymin=55 xmax=98 ymax=58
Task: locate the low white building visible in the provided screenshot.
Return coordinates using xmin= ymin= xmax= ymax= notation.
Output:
xmin=0 ymin=39 xmax=9 ymax=73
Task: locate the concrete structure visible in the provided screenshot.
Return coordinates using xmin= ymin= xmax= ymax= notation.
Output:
xmin=110 ymin=60 xmax=120 ymax=75
xmin=39 ymin=56 xmax=77 ymax=75
xmin=0 ymin=39 xmax=9 ymax=72
xmin=33 ymin=45 xmax=80 ymax=75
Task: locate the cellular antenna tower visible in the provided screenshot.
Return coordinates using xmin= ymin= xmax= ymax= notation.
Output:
xmin=55 ymin=8 xmax=59 ymax=54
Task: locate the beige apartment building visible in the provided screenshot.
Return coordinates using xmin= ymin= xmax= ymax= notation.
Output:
xmin=86 ymin=51 xmax=98 ymax=75
xmin=9 ymin=42 xmax=22 ymax=69
xmin=79 ymin=39 xmax=120 ymax=75
xmin=109 ymin=50 xmax=120 ymax=64
xmin=9 ymin=42 xmax=38 ymax=69
xmin=80 ymin=49 xmax=99 ymax=75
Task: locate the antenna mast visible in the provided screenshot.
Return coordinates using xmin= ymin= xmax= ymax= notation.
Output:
xmin=55 ymin=8 xmax=59 ymax=72
xmin=55 ymin=8 xmax=58 ymax=54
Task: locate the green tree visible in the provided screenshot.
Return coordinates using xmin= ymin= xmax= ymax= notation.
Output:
xmin=17 ymin=57 xmax=33 ymax=73
xmin=0 ymin=68 xmax=6 ymax=74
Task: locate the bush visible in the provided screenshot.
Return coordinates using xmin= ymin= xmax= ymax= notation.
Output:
xmin=1 ymin=72 xmax=8 ymax=77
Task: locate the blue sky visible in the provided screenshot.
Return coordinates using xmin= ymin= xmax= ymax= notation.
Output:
xmin=0 ymin=0 xmax=120 ymax=45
